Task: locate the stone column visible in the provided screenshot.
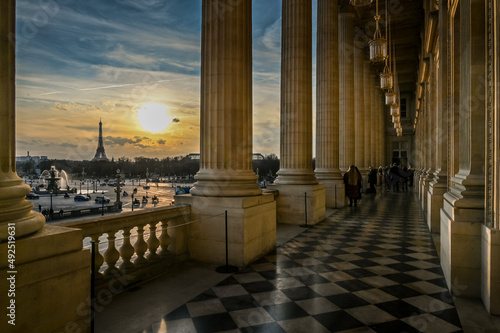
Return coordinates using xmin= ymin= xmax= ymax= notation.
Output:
xmin=269 ymin=0 xmax=325 ymax=224
xmin=482 ymin=0 xmax=500 ymax=315
xmin=315 ymin=0 xmax=344 ymax=208
xmin=190 ymin=0 xmax=261 ymax=198
xmin=441 ymin=0 xmax=486 ymax=298
xmin=354 ymin=38 xmax=365 ymax=171
xmin=0 ymin=2 xmax=90 ymax=332
xmin=338 ymin=5 xmax=356 ymax=171
xmin=363 ymin=61 xmax=372 ymax=169
xmin=0 ymin=0 xmax=45 ymax=241
xmin=377 ymin=89 xmax=385 ymax=166
xmin=427 ymin=9 xmax=448 ymax=233
xmin=176 ymin=0 xmax=276 ymax=266
xmin=370 ymin=74 xmax=377 ymax=166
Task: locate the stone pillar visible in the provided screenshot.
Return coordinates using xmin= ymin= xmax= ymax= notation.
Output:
xmin=482 ymin=0 xmax=500 ymax=315
xmin=0 ymin=2 xmax=90 ymax=332
xmin=0 ymin=0 xmax=45 ymax=241
xmin=370 ymin=74 xmax=377 ymax=166
xmin=268 ymin=0 xmax=325 ymax=224
xmin=427 ymin=8 xmax=448 ymax=233
xmin=315 ymin=0 xmax=344 ymax=208
xmin=441 ymin=0 xmax=486 ymax=298
xmin=354 ymin=38 xmax=365 ymax=171
xmin=363 ymin=61 xmax=372 ymax=169
xmin=338 ymin=6 xmax=355 ymax=171
xmin=176 ymin=0 xmax=276 ymax=266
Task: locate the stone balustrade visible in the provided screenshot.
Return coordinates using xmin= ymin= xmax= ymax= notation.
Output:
xmin=52 ymin=205 xmax=191 ymax=291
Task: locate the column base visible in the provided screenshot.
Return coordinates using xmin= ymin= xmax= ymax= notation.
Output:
xmin=427 ymin=175 xmax=447 ymax=233
xmin=440 ymin=192 xmax=483 ymax=298
xmin=266 ymin=183 xmax=325 ymax=225
xmin=317 ymin=179 xmax=345 ymax=208
xmin=0 ymin=225 xmax=90 ymax=333
xmin=174 ymin=193 xmax=276 ymax=267
xmin=481 ymin=224 xmax=500 ymax=315
xmin=420 ymin=171 xmax=432 ymax=213
xmin=0 ymin=180 xmax=46 ymax=241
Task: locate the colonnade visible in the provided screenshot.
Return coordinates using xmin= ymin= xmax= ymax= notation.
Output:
xmin=414 ymin=0 xmax=500 ymax=315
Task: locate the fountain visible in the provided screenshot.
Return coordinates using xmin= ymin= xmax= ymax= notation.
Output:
xmin=38 ymin=166 xmax=73 ymax=194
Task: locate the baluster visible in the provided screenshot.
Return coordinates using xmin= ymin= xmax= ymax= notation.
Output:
xmin=119 ymin=227 xmax=135 ymax=273
xmin=134 ymin=224 xmax=148 ymax=267
xmin=103 ymin=232 xmax=120 ymax=277
xmin=146 ymin=222 xmax=160 ymax=262
xmin=91 ymin=235 xmax=104 ymax=280
xmin=158 ymin=220 xmax=172 ymax=258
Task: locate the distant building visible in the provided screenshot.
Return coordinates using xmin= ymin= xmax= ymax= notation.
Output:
xmin=16 ymin=151 xmax=48 ymax=165
xmin=186 ymin=153 xmax=264 ymax=160
xmin=92 ymin=118 xmax=109 ymax=162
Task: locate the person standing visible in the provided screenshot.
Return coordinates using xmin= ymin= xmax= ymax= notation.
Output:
xmin=343 ymin=165 xmax=362 ymax=206
xmin=367 ymin=166 xmax=377 ymax=194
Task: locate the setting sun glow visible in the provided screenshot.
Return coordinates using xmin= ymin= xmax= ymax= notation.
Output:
xmin=136 ymin=103 xmax=173 ymax=133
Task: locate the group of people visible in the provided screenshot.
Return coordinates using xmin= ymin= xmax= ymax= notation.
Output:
xmin=343 ymin=163 xmax=414 ymax=206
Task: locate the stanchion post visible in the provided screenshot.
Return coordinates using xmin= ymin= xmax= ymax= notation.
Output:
xmin=216 ymin=210 xmax=239 ymax=273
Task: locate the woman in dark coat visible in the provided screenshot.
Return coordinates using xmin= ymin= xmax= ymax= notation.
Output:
xmin=343 ymin=165 xmax=362 ymax=206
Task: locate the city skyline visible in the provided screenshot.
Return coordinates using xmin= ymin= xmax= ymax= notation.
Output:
xmin=15 ymin=0 xmax=319 ymax=160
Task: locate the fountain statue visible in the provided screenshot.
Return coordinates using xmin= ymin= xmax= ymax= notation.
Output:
xmin=39 ymin=166 xmax=72 ymax=193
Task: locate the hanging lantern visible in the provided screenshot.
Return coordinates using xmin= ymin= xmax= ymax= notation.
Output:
xmin=385 ymin=90 xmax=396 ymax=106
xmin=349 ymin=0 xmax=373 ymax=6
xmin=390 ymin=104 xmax=400 ymax=116
xmin=369 ymin=0 xmax=387 ymax=62
xmin=380 ymin=65 xmax=393 ymax=90
xmin=392 ymin=115 xmax=400 ymax=123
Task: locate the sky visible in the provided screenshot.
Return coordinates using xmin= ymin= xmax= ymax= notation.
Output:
xmin=15 ymin=0 xmax=317 ymax=161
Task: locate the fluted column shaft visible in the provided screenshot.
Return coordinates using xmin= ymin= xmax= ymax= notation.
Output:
xmin=370 ymin=74 xmax=377 ymax=166
xmin=191 ymin=0 xmax=261 ymax=197
xmin=363 ymin=61 xmax=372 ymax=167
xmin=275 ymin=0 xmax=317 ymax=185
xmin=338 ymin=10 xmax=355 ymax=170
xmin=354 ymin=39 xmax=365 ymax=168
xmin=0 ymin=0 xmax=45 ymax=240
xmin=315 ymin=0 xmax=341 ymax=180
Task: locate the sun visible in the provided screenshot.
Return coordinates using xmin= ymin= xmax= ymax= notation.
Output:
xmin=136 ymin=103 xmax=173 ymax=133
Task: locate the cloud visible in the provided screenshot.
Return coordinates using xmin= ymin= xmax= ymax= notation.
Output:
xmin=157 ymin=139 xmax=166 ymax=145
xmin=261 ymin=18 xmax=281 ymax=51
xmin=172 ymin=118 xmax=180 ymax=123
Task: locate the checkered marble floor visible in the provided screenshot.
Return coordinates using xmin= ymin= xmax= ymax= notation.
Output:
xmin=150 ymin=192 xmax=462 ymax=333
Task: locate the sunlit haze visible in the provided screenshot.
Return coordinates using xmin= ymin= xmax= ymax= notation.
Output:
xmin=15 ymin=0 xmax=318 ymax=160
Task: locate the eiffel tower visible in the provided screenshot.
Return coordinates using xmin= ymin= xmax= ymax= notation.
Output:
xmin=92 ymin=118 xmax=109 ymax=161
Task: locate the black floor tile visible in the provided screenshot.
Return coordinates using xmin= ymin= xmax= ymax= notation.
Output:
xmin=242 ymin=280 xmax=277 ymax=293
xmin=263 ymin=302 xmax=309 ymax=321
xmin=326 ymin=293 xmax=370 ymax=308
xmin=192 ymin=312 xmax=238 ymax=333
xmin=370 ymin=319 xmax=421 ymax=332
xmin=220 ymin=294 xmax=259 ymax=311
xmin=280 ymin=286 xmax=321 ymax=301
xmin=314 ymin=310 xmax=365 ymax=332
xmin=375 ymin=300 xmax=422 ymax=318
xmin=163 ymin=304 xmax=189 ymax=321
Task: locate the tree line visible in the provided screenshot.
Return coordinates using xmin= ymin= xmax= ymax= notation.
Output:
xmin=18 ymin=154 xmax=281 ymax=181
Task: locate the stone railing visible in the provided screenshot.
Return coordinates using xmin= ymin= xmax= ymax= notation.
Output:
xmin=52 ymin=205 xmax=191 ymax=291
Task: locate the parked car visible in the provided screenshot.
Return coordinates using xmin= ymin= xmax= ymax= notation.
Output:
xmin=95 ymin=196 xmax=110 ymax=204
xmin=26 ymin=192 xmax=39 ymax=199
xmin=74 ymin=194 xmax=90 ymax=201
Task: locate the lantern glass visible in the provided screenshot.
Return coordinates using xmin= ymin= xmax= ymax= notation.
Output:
xmin=380 ymin=72 xmax=393 ymax=90
xmin=386 ymin=91 xmax=397 ymax=106
xmin=390 ymin=104 xmax=400 ymax=116
xmin=369 ymin=36 xmax=387 ymax=62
